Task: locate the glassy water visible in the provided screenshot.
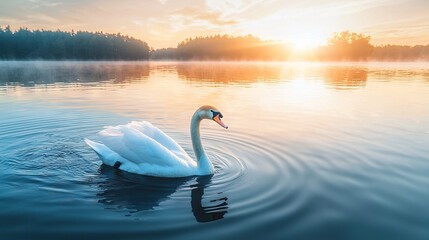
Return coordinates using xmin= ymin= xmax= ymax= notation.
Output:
xmin=0 ymin=61 xmax=428 ymax=239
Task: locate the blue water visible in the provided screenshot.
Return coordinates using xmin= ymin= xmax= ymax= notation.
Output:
xmin=0 ymin=61 xmax=428 ymax=239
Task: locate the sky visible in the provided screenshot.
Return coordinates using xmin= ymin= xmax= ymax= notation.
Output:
xmin=0 ymin=0 xmax=428 ymax=49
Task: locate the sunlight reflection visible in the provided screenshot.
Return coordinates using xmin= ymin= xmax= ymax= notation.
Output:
xmin=2 ymin=62 xmax=429 ymax=135
xmin=324 ymin=67 xmax=367 ymax=90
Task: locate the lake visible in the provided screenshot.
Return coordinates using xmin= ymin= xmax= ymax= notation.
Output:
xmin=0 ymin=61 xmax=428 ymax=239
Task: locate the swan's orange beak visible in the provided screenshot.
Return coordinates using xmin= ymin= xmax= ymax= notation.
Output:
xmin=213 ymin=115 xmax=228 ymax=129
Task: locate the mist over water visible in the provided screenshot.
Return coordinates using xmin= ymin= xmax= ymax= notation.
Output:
xmin=0 ymin=61 xmax=429 ymax=239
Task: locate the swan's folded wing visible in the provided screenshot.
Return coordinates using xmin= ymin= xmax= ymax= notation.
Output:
xmin=127 ymin=121 xmax=191 ymax=160
xmin=99 ymin=125 xmax=192 ymax=167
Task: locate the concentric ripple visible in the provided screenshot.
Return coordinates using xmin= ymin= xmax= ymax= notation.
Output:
xmin=1 ymin=62 xmax=429 ymax=240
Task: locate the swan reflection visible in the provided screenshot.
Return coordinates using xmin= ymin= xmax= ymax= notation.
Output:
xmin=191 ymin=175 xmax=228 ymax=222
xmin=96 ymin=165 xmax=228 ymax=222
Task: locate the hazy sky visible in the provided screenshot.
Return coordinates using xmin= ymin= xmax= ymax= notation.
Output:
xmin=1 ymin=0 xmax=428 ymax=49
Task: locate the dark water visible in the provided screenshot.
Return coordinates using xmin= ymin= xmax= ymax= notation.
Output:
xmin=0 ymin=61 xmax=428 ymax=239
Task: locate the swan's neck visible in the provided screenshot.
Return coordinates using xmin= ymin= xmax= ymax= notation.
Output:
xmin=191 ymin=111 xmax=214 ymax=174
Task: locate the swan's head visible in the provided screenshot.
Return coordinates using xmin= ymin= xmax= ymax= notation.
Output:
xmin=198 ymin=105 xmax=228 ymax=129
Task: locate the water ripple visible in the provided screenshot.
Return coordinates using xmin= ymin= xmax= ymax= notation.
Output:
xmin=1 ymin=62 xmax=429 ymax=239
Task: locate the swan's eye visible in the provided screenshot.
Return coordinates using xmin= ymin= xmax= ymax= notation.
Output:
xmin=210 ymin=110 xmax=221 ymax=119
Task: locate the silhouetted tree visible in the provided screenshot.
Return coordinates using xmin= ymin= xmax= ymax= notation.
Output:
xmin=0 ymin=26 xmax=150 ymax=60
xmin=318 ymin=31 xmax=373 ymax=61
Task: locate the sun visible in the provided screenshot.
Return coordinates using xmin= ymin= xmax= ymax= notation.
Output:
xmin=290 ymin=34 xmax=326 ymax=51
xmin=281 ymin=30 xmax=328 ymax=51
xmin=292 ymin=41 xmax=318 ymax=51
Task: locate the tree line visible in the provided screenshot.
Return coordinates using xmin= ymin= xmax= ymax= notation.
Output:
xmin=152 ymin=31 xmax=429 ymax=61
xmin=0 ymin=26 xmax=150 ymax=60
xmin=151 ymin=35 xmax=292 ymax=61
xmin=174 ymin=35 xmax=290 ymax=61
xmin=315 ymin=31 xmax=429 ymax=61
xmin=1 ymin=26 xmax=428 ymax=61
xmin=370 ymin=44 xmax=429 ymax=61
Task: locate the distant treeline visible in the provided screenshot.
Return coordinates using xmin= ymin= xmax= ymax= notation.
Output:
xmin=175 ymin=35 xmax=290 ymax=61
xmin=371 ymin=44 xmax=429 ymax=61
xmin=1 ymin=26 xmax=428 ymax=61
xmin=152 ymin=31 xmax=429 ymax=61
xmin=0 ymin=26 xmax=150 ymax=60
xmin=159 ymin=32 xmax=374 ymax=61
xmin=152 ymin=35 xmax=291 ymax=61
xmin=316 ymin=31 xmax=429 ymax=61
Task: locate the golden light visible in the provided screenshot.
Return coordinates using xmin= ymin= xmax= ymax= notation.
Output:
xmin=288 ymin=31 xmax=327 ymax=51
xmin=271 ymin=20 xmax=330 ymax=51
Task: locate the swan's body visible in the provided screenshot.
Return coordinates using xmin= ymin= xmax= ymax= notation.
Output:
xmin=85 ymin=105 xmax=228 ymax=177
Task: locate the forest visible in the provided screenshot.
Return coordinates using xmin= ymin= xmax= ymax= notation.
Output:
xmin=153 ymin=31 xmax=429 ymax=61
xmin=0 ymin=26 xmax=150 ymax=60
xmin=175 ymin=35 xmax=291 ymax=61
xmin=1 ymin=26 xmax=428 ymax=61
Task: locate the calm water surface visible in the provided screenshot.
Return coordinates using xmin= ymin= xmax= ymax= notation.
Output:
xmin=0 ymin=61 xmax=428 ymax=239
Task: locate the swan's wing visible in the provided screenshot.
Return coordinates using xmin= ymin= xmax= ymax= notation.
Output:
xmin=98 ymin=125 xmax=193 ymax=167
xmin=85 ymin=139 xmax=128 ymax=167
xmin=126 ymin=121 xmax=190 ymax=160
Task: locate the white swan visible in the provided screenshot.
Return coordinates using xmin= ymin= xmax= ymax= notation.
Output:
xmin=85 ymin=105 xmax=228 ymax=177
